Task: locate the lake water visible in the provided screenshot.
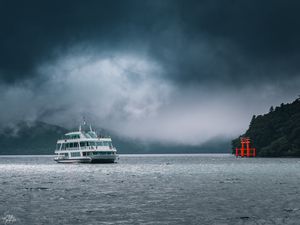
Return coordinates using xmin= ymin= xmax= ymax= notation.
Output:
xmin=0 ymin=154 xmax=300 ymax=225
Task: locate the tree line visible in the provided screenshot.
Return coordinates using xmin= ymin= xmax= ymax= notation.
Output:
xmin=232 ymin=97 xmax=300 ymax=157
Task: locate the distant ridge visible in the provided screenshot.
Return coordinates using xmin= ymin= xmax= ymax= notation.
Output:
xmin=0 ymin=121 xmax=230 ymax=155
xmin=0 ymin=121 xmax=67 ymax=155
xmin=232 ymin=97 xmax=300 ymax=157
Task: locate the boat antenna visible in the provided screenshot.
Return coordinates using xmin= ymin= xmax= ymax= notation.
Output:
xmin=79 ymin=116 xmax=87 ymax=131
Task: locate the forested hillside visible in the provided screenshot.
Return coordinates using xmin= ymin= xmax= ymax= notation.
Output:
xmin=232 ymin=98 xmax=300 ymax=157
xmin=0 ymin=121 xmax=67 ymax=154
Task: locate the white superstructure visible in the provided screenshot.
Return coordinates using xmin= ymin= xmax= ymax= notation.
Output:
xmin=54 ymin=124 xmax=118 ymax=163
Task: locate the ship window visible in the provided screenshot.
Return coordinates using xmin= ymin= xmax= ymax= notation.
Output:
xmin=70 ymin=143 xmax=74 ymax=148
xmin=89 ymin=142 xmax=96 ymax=146
xmin=81 ymin=141 xmax=88 ymax=147
xmin=84 ymin=133 xmax=92 ymax=138
xmin=71 ymin=152 xmax=81 ymax=157
xmin=98 ymin=151 xmax=111 ymax=155
xmin=56 ymin=144 xmax=61 ymax=150
xmin=61 ymin=143 xmax=66 ymax=150
xmin=103 ymin=141 xmax=110 ymax=146
xmin=64 ymin=153 xmax=69 ymax=157
xmin=97 ymin=142 xmax=103 ymax=146
xmin=74 ymin=142 xmax=78 ymax=148
xmin=93 ymin=151 xmax=108 ymax=155
xmin=88 ymin=131 xmax=97 ymax=138
xmin=83 ymin=152 xmax=87 ymax=156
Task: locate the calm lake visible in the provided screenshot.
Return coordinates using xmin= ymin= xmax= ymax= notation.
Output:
xmin=0 ymin=154 xmax=300 ymax=225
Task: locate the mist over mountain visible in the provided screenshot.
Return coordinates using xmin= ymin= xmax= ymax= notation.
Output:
xmin=0 ymin=121 xmax=230 ymax=155
xmin=0 ymin=121 xmax=66 ymax=155
xmin=0 ymin=1 xmax=299 ymax=147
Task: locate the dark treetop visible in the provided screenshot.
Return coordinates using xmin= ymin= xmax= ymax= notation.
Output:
xmin=232 ymin=97 xmax=300 ymax=157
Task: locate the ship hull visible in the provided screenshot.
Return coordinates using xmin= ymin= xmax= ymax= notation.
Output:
xmin=93 ymin=155 xmax=117 ymax=163
xmin=54 ymin=155 xmax=117 ymax=164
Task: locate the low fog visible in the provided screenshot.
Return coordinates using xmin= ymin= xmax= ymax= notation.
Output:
xmin=0 ymin=49 xmax=298 ymax=145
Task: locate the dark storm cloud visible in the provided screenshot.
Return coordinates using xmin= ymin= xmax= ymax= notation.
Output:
xmin=0 ymin=0 xmax=300 ymax=144
xmin=0 ymin=0 xmax=158 ymax=81
xmin=148 ymin=0 xmax=300 ymax=85
xmin=1 ymin=0 xmax=300 ymax=84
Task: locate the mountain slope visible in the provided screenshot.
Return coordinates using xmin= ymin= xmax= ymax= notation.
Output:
xmin=0 ymin=121 xmax=230 ymax=155
xmin=232 ymin=98 xmax=300 ymax=157
xmin=0 ymin=121 xmax=67 ymax=155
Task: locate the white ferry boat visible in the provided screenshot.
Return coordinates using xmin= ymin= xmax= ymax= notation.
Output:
xmin=54 ymin=124 xmax=118 ymax=163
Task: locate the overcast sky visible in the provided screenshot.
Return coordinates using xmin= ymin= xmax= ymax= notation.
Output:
xmin=0 ymin=0 xmax=299 ymax=145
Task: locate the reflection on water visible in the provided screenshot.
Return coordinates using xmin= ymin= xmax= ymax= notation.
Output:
xmin=1 ymin=154 xmax=300 ymax=225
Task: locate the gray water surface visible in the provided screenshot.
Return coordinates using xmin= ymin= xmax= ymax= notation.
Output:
xmin=1 ymin=154 xmax=300 ymax=225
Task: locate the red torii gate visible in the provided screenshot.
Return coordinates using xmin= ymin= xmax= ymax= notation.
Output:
xmin=235 ymin=137 xmax=256 ymax=157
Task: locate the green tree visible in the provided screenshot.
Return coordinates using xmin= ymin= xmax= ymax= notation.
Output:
xmin=232 ymin=97 xmax=300 ymax=157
